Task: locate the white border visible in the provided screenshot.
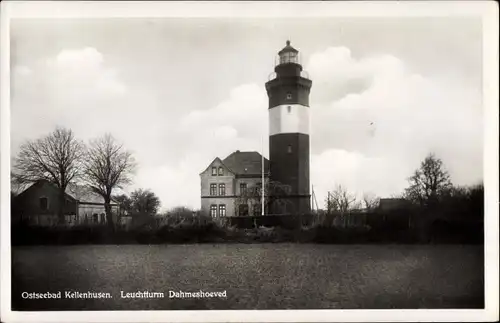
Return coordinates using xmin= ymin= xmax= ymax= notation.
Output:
xmin=1 ymin=1 xmax=498 ymax=322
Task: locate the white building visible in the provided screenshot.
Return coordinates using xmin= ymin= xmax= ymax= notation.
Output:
xmin=200 ymin=151 xmax=269 ymax=218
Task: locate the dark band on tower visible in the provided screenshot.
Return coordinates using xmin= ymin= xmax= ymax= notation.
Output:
xmin=265 ymin=40 xmax=312 ymax=215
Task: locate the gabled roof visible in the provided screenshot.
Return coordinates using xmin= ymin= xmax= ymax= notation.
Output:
xmin=199 ymin=157 xmax=235 ymax=176
xmin=200 ymin=151 xmax=270 ymax=177
xmin=222 ymin=151 xmax=270 ymax=176
xmin=15 ymin=179 xmax=120 ymax=205
xmin=15 ymin=179 xmax=78 ymax=203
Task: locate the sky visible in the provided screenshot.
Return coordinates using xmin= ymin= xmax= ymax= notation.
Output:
xmin=10 ymin=17 xmax=484 ymax=211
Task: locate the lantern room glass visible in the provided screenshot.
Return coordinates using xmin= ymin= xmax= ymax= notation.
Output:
xmin=279 ymin=51 xmax=298 ymax=65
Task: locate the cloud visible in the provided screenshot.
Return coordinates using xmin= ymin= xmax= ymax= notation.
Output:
xmin=13 ymin=65 xmax=32 ymax=77
xmin=311 ymin=149 xmax=410 ymax=206
xmin=46 ymin=47 xmax=127 ymax=96
xmin=133 ymin=84 xmax=269 ymax=210
xmin=134 ymin=154 xmax=203 ymax=210
xmin=153 ymin=47 xmax=481 ymax=211
xmin=12 ymin=47 xmax=129 ymax=142
xmin=11 ymin=47 xmax=167 ymax=162
xmin=176 ymin=83 xmax=269 ymax=162
xmin=305 ymin=47 xmax=482 ymax=206
xmin=180 ymin=84 xmax=268 ymax=140
xmin=11 ymin=45 xmax=482 ymax=212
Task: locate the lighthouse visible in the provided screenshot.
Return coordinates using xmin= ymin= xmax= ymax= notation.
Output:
xmin=265 ymin=41 xmax=312 ymax=215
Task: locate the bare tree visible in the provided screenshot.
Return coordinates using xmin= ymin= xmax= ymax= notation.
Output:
xmin=11 ymin=175 xmax=29 ymax=195
xmin=362 ymin=192 xmax=380 ymax=211
xmin=404 ymin=153 xmax=452 ymax=207
xmin=82 ymin=134 xmax=136 ymax=228
xmin=235 ymin=180 xmax=293 ymax=215
xmin=67 ymin=182 xmax=94 ymax=201
xmin=325 ymin=184 xmax=360 ymax=214
xmin=12 ymin=127 xmax=84 ymax=223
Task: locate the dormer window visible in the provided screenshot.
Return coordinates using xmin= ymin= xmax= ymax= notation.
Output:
xmin=211 ymin=167 xmax=217 ymax=176
xmin=218 ymin=167 xmax=224 ymax=176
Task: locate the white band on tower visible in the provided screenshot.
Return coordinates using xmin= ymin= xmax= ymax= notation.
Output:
xmin=269 ymin=104 xmax=310 ymax=136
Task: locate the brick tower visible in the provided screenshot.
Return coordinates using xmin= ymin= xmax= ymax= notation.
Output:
xmin=265 ymin=41 xmax=312 ymax=215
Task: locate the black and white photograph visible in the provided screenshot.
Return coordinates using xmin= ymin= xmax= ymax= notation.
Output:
xmin=1 ymin=1 xmax=498 ymax=322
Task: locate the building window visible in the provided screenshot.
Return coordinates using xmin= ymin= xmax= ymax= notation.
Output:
xmin=239 ymin=204 xmax=249 ymax=216
xmin=93 ymin=213 xmax=99 ymax=223
xmin=240 ymin=183 xmax=247 ymax=195
xmin=210 ymin=205 xmax=217 ymax=217
xmin=218 ymin=167 xmax=224 ymax=176
xmin=210 ymin=183 xmax=217 ymax=196
xmin=287 ymin=105 xmax=291 ymax=113
xmin=219 ymin=204 xmax=226 ymax=217
xmin=39 ymin=197 xmax=48 ymax=211
xmin=254 ymin=204 xmax=262 ymax=216
xmin=287 ymin=145 xmax=292 ymax=153
xmin=286 ymin=92 xmax=292 ymax=100
xmin=219 ymin=183 xmax=226 ymax=196
xmin=211 ymin=167 xmax=217 ymax=176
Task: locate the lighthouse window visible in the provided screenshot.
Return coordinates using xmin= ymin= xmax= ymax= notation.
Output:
xmin=286 ymin=93 xmax=292 ymax=100
xmin=287 ymin=106 xmax=291 ymax=113
xmin=287 ymin=145 xmax=292 ymax=153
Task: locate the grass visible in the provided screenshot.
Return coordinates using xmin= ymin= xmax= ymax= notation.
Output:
xmin=12 ymin=244 xmax=484 ymax=310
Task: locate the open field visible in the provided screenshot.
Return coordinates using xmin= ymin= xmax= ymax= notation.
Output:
xmin=12 ymin=244 xmax=484 ymax=310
